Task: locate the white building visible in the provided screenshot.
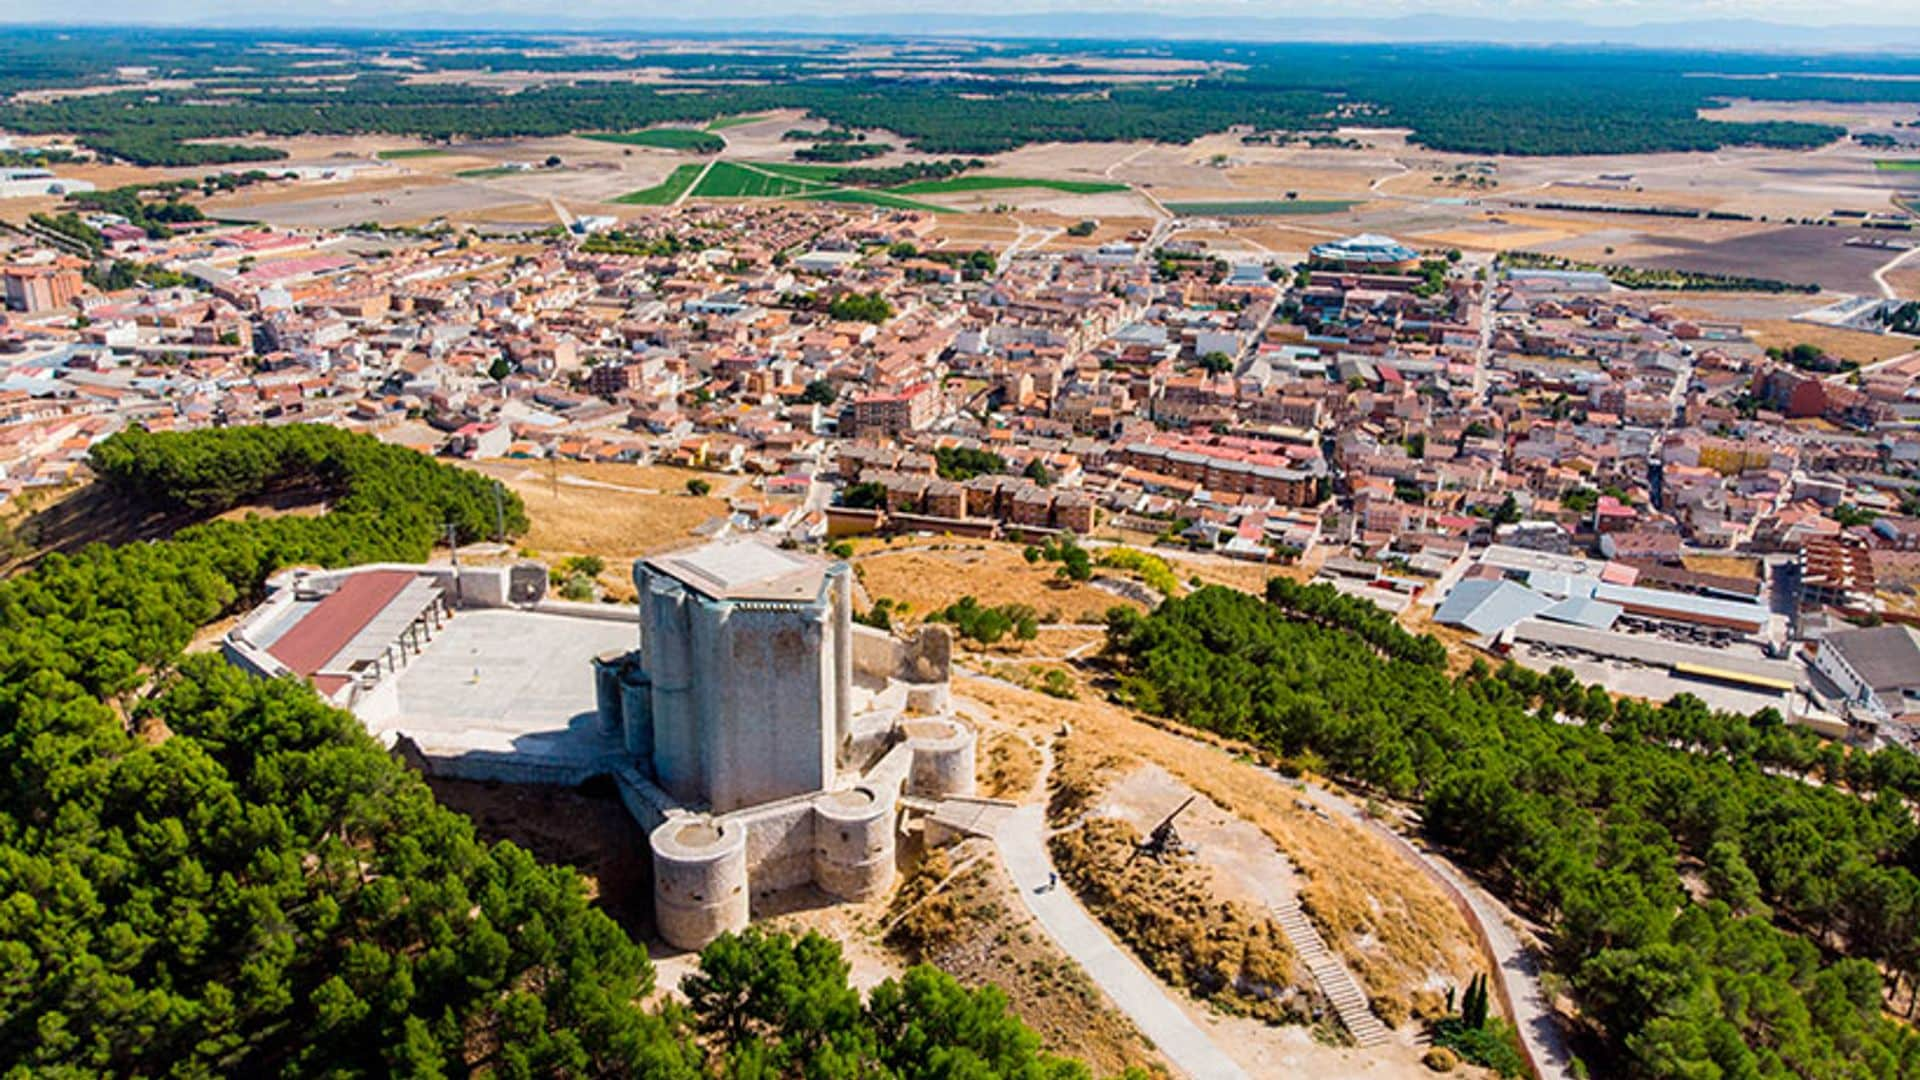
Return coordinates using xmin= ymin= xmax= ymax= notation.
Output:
xmin=1813 ymin=625 xmax=1920 ymax=723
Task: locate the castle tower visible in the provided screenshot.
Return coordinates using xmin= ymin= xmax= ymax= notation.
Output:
xmin=630 ymin=539 xmax=853 ymax=813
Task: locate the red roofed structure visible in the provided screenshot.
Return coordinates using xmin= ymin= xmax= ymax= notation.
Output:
xmin=258 ymin=570 xmax=449 ymax=699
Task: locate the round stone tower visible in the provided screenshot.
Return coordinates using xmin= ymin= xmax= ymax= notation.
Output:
xmin=650 ymin=817 xmax=749 ymax=950
xmin=904 ymin=718 xmax=977 ymax=800
xmin=811 ymin=786 xmax=896 ymax=901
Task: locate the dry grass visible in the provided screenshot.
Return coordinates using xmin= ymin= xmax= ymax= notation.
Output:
xmin=1051 ymin=819 xmax=1309 ymax=1026
xmin=1681 ymin=554 xmax=1762 ymax=580
xmin=1537 ymin=181 xmax=1730 ymax=212
xmin=482 ymin=459 xmax=734 ymax=492
xmin=462 ymin=461 xmax=730 ymax=563
xmin=1667 ymin=309 xmax=1904 ymax=365
xmin=959 ymin=676 xmax=1481 ymax=1009
xmin=1234 ymin=223 xmax=1354 ymax=250
xmin=202 ymin=172 xmax=450 ymax=210
xmin=1165 ymin=553 xmax=1296 ymax=595
xmin=1747 ymin=320 xmax=1909 ymax=366
xmin=1413 ymin=227 xmax=1580 ymax=252
xmin=1397 ymin=603 xmax=1484 ymax=678
xmin=1220 ymin=163 xmax=1384 ymax=197
xmin=975 ymin=729 xmax=1043 ymax=801
xmin=852 ymin=541 xmax=1143 ymax=625
xmin=886 ymin=845 xmax=1168 ymax=1076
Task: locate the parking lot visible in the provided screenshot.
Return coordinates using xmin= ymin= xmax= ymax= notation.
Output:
xmin=1508 ymin=641 xmax=1798 ymax=716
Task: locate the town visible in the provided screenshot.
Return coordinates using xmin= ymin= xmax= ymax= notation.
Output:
xmin=5 ymin=187 xmax=1917 ymax=746
xmin=7 ymin=24 xmax=1920 ymax=1080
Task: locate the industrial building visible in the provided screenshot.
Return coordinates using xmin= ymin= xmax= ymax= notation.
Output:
xmin=1812 ymin=625 xmax=1920 ymax=725
xmin=1429 ymin=543 xmax=1812 ymax=721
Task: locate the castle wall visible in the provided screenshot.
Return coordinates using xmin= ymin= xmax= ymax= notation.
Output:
xmin=732 ymin=797 xmax=818 ymax=896
xmin=703 ymin=601 xmax=836 ymax=812
xmin=591 ymin=652 xmax=624 ymax=737
xmin=618 ymin=664 xmax=654 ymax=771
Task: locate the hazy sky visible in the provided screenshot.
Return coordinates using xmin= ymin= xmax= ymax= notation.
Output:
xmin=6 ymin=0 xmax=1920 ymax=28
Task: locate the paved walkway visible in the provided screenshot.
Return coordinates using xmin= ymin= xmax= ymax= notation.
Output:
xmin=993 ymin=804 xmax=1250 ymax=1080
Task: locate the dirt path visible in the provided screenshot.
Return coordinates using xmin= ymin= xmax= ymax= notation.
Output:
xmin=674 ymin=159 xmax=717 ymax=209
xmin=1290 ymin=779 xmax=1574 ymax=1080
xmin=1872 ymin=244 xmax=1920 ymax=300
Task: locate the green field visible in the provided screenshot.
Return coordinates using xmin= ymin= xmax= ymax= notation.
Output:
xmin=705 ymin=114 xmax=771 ymax=131
xmin=747 ymin=161 xmax=855 ymax=183
xmin=614 ymin=163 xmax=706 ymax=206
xmin=889 ymin=175 xmax=1128 ymax=195
xmin=454 ymin=166 xmax=523 ymax=179
xmin=1875 ymin=160 xmax=1920 ymax=172
xmin=586 ymin=129 xmax=725 ymax=153
xmin=1164 ymin=199 xmax=1359 ymax=216
xmin=692 ymin=160 xmax=836 ymax=198
xmin=804 ymin=189 xmax=952 ymax=213
xmin=375 ymin=147 xmax=447 ymax=160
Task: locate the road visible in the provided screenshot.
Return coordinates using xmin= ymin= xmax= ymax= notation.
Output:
xmin=1467 ymin=252 xmax=1500 ymax=399
xmin=1871 ymin=241 xmax=1920 ymax=300
xmin=993 ymin=803 xmax=1251 ymax=1080
xmin=1828 ymin=346 xmax=1919 ymax=385
xmin=1002 ymin=222 xmax=1063 ymax=262
xmin=673 ymin=159 xmax=717 ymax=209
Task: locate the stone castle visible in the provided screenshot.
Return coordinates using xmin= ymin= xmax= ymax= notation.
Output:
xmin=592 ymin=539 xmax=978 ymax=949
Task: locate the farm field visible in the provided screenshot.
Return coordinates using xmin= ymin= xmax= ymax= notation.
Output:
xmin=613 ymin=163 xmax=704 ymax=205
xmin=805 ymin=189 xmax=951 ymax=212
xmin=704 ymin=114 xmax=771 ymax=131
xmin=747 ymin=161 xmax=856 ymax=183
xmin=1164 ymin=199 xmax=1360 ymax=216
xmin=454 ymin=166 xmax=524 ymax=179
xmin=891 ymin=175 xmax=1129 ymax=195
xmin=375 ymin=147 xmax=447 ymax=160
xmin=1625 ymin=223 xmax=1898 ymax=295
xmin=691 ymin=160 xmax=833 ymax=198
xmin=1874 ymin=160 xmax=1920 ymax=172
xmin=584 ymin=129 xmax=724 ymax=153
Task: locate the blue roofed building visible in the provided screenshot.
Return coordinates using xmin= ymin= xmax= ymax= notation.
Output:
xmin=1433 ymin=579 xmax=1555 ymax=636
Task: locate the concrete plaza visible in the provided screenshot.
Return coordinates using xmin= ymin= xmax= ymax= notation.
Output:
xmin=366 ymin=607 xmax=638 ymax=782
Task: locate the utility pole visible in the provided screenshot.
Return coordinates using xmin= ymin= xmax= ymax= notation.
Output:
xmin=445 ymin=520 xmax=464 ymax=606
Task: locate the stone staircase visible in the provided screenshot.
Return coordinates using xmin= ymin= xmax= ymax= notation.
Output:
xmin=1274 ymin=903 xmax=1391 ymax=1048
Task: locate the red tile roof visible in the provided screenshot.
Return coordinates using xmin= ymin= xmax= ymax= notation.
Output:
xmin=268 ymin=570 xmax=415 ymax=676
